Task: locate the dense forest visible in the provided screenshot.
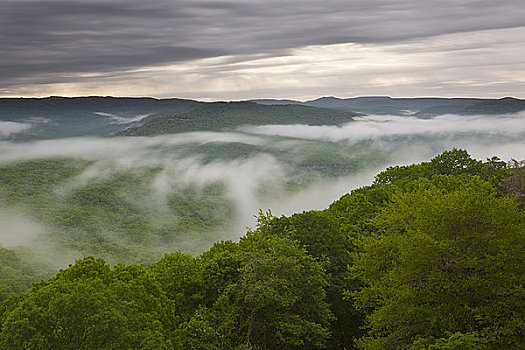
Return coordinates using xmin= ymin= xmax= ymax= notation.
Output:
xmin=117 ymin=102 xmax=356 ymax=136
xmin=0 ymin=149 xmax=523 ymax=349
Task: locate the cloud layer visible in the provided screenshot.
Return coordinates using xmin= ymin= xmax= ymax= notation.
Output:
xmin=1 ymin=0 xmax=524 ymax=99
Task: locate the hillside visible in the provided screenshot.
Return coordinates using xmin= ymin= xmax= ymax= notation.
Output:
xmin=0 ymin=96 xmax=201 ymax=118
xmin=457 ymin=97 xmax=525 ymax=115
xmin=0 ymin=96 xmax=202 ymax=138
xmin=254 ymin=96 xmax=525 ymax=116
xmin=118 ymin=101 xmax=357 ymax=136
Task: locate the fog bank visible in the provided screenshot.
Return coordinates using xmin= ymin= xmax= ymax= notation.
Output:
xmin=239 ymin=113 xmax=525 ymax=143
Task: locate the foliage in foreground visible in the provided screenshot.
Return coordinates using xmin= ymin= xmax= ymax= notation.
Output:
xmin=0 ymin=149 xmax=523 ymax=349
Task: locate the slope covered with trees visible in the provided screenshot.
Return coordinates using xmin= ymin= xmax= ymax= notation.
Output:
xmin=118 ymin=102 xmax=356 ymax=136
xmin=0 ymin=97 xmax=202 ymax=139
xmin=0 ymin=136 xmax=391 ymax=267
xmin=0 ymin=159 xmax=235 ymax=265
xmin=0 ymin=149 xmax=523 ymax=349
xmin=256 ymin=96 xmax=525 ymax=116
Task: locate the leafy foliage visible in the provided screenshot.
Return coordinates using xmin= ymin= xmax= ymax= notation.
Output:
xmin=0 ymin=257 xmax=177 ymax=349
xmin=186 ymin=233 xmax=332 ymax=349
xmin=0 ymin=149 xmax=523 ymax=350
xmin=0 ymin=247 xmax=49 ymax=301
xmin=351 ymin=175 xmax=525 ymax=349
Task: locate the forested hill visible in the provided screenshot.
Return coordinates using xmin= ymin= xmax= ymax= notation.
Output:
xmin=0 ymin=96 xmax=202 ymax=139
xmin=253 ymin=96 xmax=525 ymax=116
xmin=117 ymin=101 xmax=356 ymax=136
xmin=0 ymin=96 xmax=201 ymax=118
xmin=0 ymin=149 xmax=523 ymax=349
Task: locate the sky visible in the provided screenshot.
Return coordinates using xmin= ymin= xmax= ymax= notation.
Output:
xmin=1 ymin=0 xmax=525 ymax=101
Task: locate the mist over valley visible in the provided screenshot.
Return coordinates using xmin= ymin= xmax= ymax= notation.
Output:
xmin=1 ymin=96 xmax=525 ymax=267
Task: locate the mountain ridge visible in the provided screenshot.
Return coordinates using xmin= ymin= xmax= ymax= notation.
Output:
xmin=2 ymin=96 xmax=525 ymax=139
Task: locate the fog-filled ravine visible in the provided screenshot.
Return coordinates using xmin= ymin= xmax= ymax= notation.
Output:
xmin=1 ymin=97 xmax=525 ymax=269
xmin=0 ymin=97 xmax=524 ymax=349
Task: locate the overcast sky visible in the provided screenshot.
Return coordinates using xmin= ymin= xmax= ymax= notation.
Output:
xmin=1 ymin=0 xmax=524 ymax=100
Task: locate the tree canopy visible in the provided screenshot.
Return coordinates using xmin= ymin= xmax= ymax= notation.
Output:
xmin=0 ymin=149 xmax=523 ymax=349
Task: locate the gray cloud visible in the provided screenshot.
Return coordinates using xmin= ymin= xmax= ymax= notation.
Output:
xmin=2 ymin=0 xmax=524 ymax=95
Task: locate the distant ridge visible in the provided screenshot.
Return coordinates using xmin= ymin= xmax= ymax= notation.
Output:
xmin=458 ymin=97 xmax=525 ymax=115
xmin=3 ymin=96 xmax=524 ymax=118
xmin=0 ymin=96 xmax=203 ymax=139
xmin=0 ymin=96 xmax=201 ymax=114
xmin=249 ymin=99 xmax=303 ymax=105
xmin=252 ymin=96 xmax=525 ymax=116
xmin=2 ymin=96 xmax=524 ymax=139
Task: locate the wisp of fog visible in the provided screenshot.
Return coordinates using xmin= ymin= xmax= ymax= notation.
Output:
xmin=0 ymin=121 xmax=32 ymax=137
xmin=93 ymin=112 xmax=153 ymax=124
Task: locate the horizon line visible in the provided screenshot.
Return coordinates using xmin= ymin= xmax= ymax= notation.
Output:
xmin=0 ymin=95 xmax=522 ymax=103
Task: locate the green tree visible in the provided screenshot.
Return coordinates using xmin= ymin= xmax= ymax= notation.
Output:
xmin=149 ymin=251 xmax=204 ymax=321
xmin=186 ymin=234 xmax=332 ymax=349
xmin=408 ymin=332 xmax=488 ymax=350
xmin=373 ymin=149 xmax=490 ymax=190
xmin=199 ymin=240 xmax=243 ymax=306
xmin=428 ymin=148 xmax=484 ymax=176
xmin=0 ymin=247 xmax=49 ymax=301
xmin=500 ymin=159 xmax=525 ymax=203
xmin=252 ymin=210 xmax=365 ymax=348
xmin=0 ymin=257 xmax=177 ymax=349
xmin=351 ymin=175 xmax=525 ymax=349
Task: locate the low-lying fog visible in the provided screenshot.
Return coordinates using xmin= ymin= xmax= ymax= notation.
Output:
xmin=1 ymin=112 xmax=525 ymax=261
xmin=0 ymin=132 xmax=382 ymax=229
xmin=0 ymin=121 xmax=32 ymax=137
xmin=239 ymin=112 xmax=525 ymax=143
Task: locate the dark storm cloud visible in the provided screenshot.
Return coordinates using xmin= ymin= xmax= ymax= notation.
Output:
xmin=1 ymin=0 xmax=524 ymax=90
